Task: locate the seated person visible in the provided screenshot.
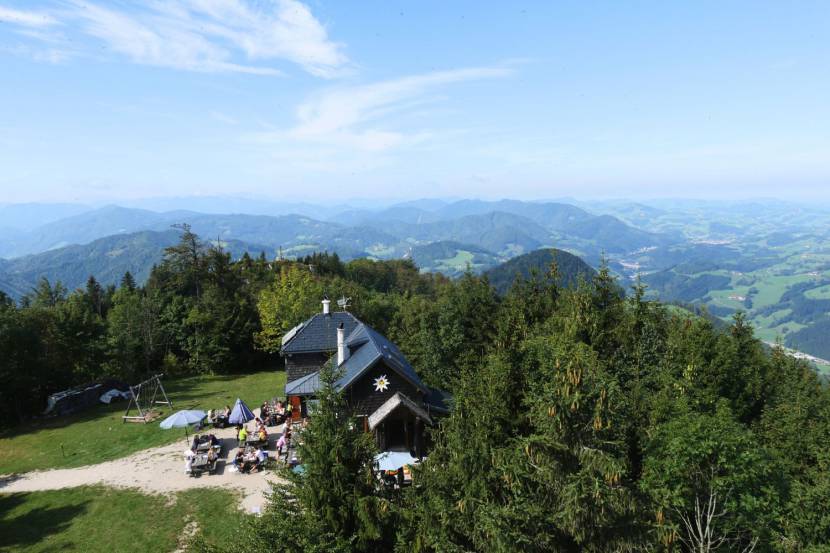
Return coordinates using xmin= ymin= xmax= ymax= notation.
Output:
xmin=237 ymin=425 xmax=248 ymax=443
xmin=206 ymin=447 xmax=218 ymax=465
xmin=216 ymin=405 xmax=231 ymax=427
xmin=232 ymin=449 xmax=245 ymax=469
xmin=190 ymin=434 xmax=200 ymax=452
xmin=241 ymin=450 xmax=258 ymax=473
xmin=253 ymin=447 xmax=269 ymax=472
xmin=260 ymin=402 xmax=270 ymax=419
xmin=257 ymin=426 xmax=267 ymax=442
xmin=208 ymin=434 xmax=220 ymax=446
xmin=207 ymin=409 xmax=215 ymax=424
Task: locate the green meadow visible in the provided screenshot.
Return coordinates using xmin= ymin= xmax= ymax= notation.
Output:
xmin=0 ymin=371 xmax=284 ymax=475
xmin=0 ymin=486 xmax=246 ymax=553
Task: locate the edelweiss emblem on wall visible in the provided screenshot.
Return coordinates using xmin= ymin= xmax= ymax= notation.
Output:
xmin=373 ymin=374 xmax=390 ymax=392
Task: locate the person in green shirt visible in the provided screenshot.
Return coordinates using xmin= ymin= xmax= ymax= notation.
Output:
xmin=238 ymin=425 xmax=248 ymax=443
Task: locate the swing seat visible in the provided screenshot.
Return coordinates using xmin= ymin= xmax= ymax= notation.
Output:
xmin=123 ymin=409 xmax=161 ymax=423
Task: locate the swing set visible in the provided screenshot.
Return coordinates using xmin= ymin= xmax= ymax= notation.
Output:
xmin=122 ymin=374 xmax=174 ymax=423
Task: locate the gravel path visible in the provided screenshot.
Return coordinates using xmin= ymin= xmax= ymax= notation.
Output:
xmin=0 ymin=416 xmax=286 ymax=513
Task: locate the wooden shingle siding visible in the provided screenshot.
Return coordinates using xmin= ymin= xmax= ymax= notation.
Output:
xmin=348 ymin=361 xmax=422 ymax=417
xmin=286 ymin=352 xmax=330 ymax=384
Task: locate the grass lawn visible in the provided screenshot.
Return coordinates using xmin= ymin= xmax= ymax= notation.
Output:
xmin=0 ymin=371 xmax=285 ymax=475
xmin=433 ymin=250 xmax=480 ymax=274
xmin=805 ymin=283 xmax=830 ymax=300
xmin=0 ymin=486 xmax=247 ymax=552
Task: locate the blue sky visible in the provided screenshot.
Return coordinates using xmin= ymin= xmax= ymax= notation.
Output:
xmin=0 ymin=1 xmax=828 ymax=203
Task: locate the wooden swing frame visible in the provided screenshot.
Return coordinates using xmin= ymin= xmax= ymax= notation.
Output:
xmin=122 ymin=374 xmax=173 ymax=423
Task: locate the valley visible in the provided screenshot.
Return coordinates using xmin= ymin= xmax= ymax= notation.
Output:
xmin=2 ymin=197 xmax=829 ymax=368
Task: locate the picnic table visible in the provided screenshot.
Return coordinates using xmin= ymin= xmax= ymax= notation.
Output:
xmin=189 ymin=452 xmax=219 ymax=476
xmin=196 ymin=440 xmax=222 ymax=453
xmin=191 ymin=453 xmax=209 ymax=469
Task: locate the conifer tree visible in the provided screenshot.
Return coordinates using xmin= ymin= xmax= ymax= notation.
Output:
xmin=120 ymin=270 xmax=136 ymax=291
xmin=237 ymin=362 xmax=393 ymax=552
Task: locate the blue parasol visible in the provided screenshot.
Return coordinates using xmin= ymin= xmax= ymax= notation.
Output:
xmin=228 ymin=398 xmax=255 ymax=425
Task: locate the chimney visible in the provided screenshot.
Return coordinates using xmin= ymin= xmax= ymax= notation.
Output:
xmin=337 ymin=322 xmax=349 ymax=365
xmin=322 ymin=295 xmax=330 ymax=315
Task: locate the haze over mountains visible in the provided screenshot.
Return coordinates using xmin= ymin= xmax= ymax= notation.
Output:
xmin=3 ymin=196 xmax=830 ymax=364
xmin=0 ymin=198 xmax=672 ymax=282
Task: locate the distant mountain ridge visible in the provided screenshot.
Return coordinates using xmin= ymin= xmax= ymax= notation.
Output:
xmin=5 ymin=198 xmax=830 ymax=369
xmin=0 ymin=206 xmax=197 ymax=258
xmin=0 ymin=199 xmax=674 ymax=262
xmin=0 ymin=230 xmax=276 ymax=299
xmin=0 ymin=198 xmax=678 ymax=300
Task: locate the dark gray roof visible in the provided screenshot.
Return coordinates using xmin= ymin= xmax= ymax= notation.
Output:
xmin=280 ymin=311 xmax=360 ymax=354
xmin=335 ymin=323 xmax=429 ymax=394
xmin=285 ymin=371 xmax=321 ymax=396
xmin=282 ymin=318 xmax=453 ymax=412
xmin=424 ymin=387 xmax=452 ymax=414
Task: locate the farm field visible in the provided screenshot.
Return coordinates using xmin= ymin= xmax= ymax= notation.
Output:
xmin=602 ymin=202 xmax=830 ymax=365
xmin=0 ymin=371 xmax=284 ymax=475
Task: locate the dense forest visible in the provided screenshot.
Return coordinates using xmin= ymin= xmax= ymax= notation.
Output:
xmin=2 ymin=227 xmax=830 ymax=552
xmin=0 ymin=224 xmax=492 ymax=423
xmin=231 ymin=252 xmax=830 ymax=552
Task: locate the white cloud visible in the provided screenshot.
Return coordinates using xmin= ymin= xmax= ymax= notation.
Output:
xmin=249 ymin=66 xmax=512 ymax=153
xmin=70 ymin=1 xmax=279 ymax=75
xmin=3 ymin=1 xmax=348 ymax=76
xmin=182 ymin=0 xmax=349 ymax=77
xmin=0 ymin=6 xmax=57 ymax=27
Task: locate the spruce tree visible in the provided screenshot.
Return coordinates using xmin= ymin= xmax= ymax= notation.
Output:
xmin=239 ymin=362 xmax=394 ymax=552
xmin=120 ymin=270 xmax=136 ymax=291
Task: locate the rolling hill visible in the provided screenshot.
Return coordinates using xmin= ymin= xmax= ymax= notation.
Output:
xmin=368 ymin=211 xmax=552 ymax=257
xmin=0 ymin=206 xmax=195 ymax=258
xmin=485 ymin=248 xmax=597 ymax=295
xmin=434 ymin=199 xmax=594 ymax=230
xmin=566 ymin=214 xmax=667 ymax=253
xmin=0 ymin=230 xmax=276 ymax=299
xmin=1 ymin=199 xmax=674 ymax=264
xmin=408 ymin=241 xmax=501 ymax=277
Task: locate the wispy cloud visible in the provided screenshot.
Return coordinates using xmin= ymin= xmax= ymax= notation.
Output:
xmin=249 ymin=66 xmax=513 ymax=152
xmin=0 ymin=0 xmax=348 ymax=76
xmin=0 ymin=6 xmax=57 ymax=27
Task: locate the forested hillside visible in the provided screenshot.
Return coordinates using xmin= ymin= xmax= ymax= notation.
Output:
xmin=485 ymin=248 xmax=596 ymax=294
xmin=0 ymin=230 xmax=276 ymax=298
xmin=230 ymin=251 xmax=830 ymax=553
xmin=5 ymin=197 xmax=830 ymax=366
xmin=3 ymin=226 xmax=830 ymax=551
xmin=408 ymin=241 xmax=500 ymax=277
